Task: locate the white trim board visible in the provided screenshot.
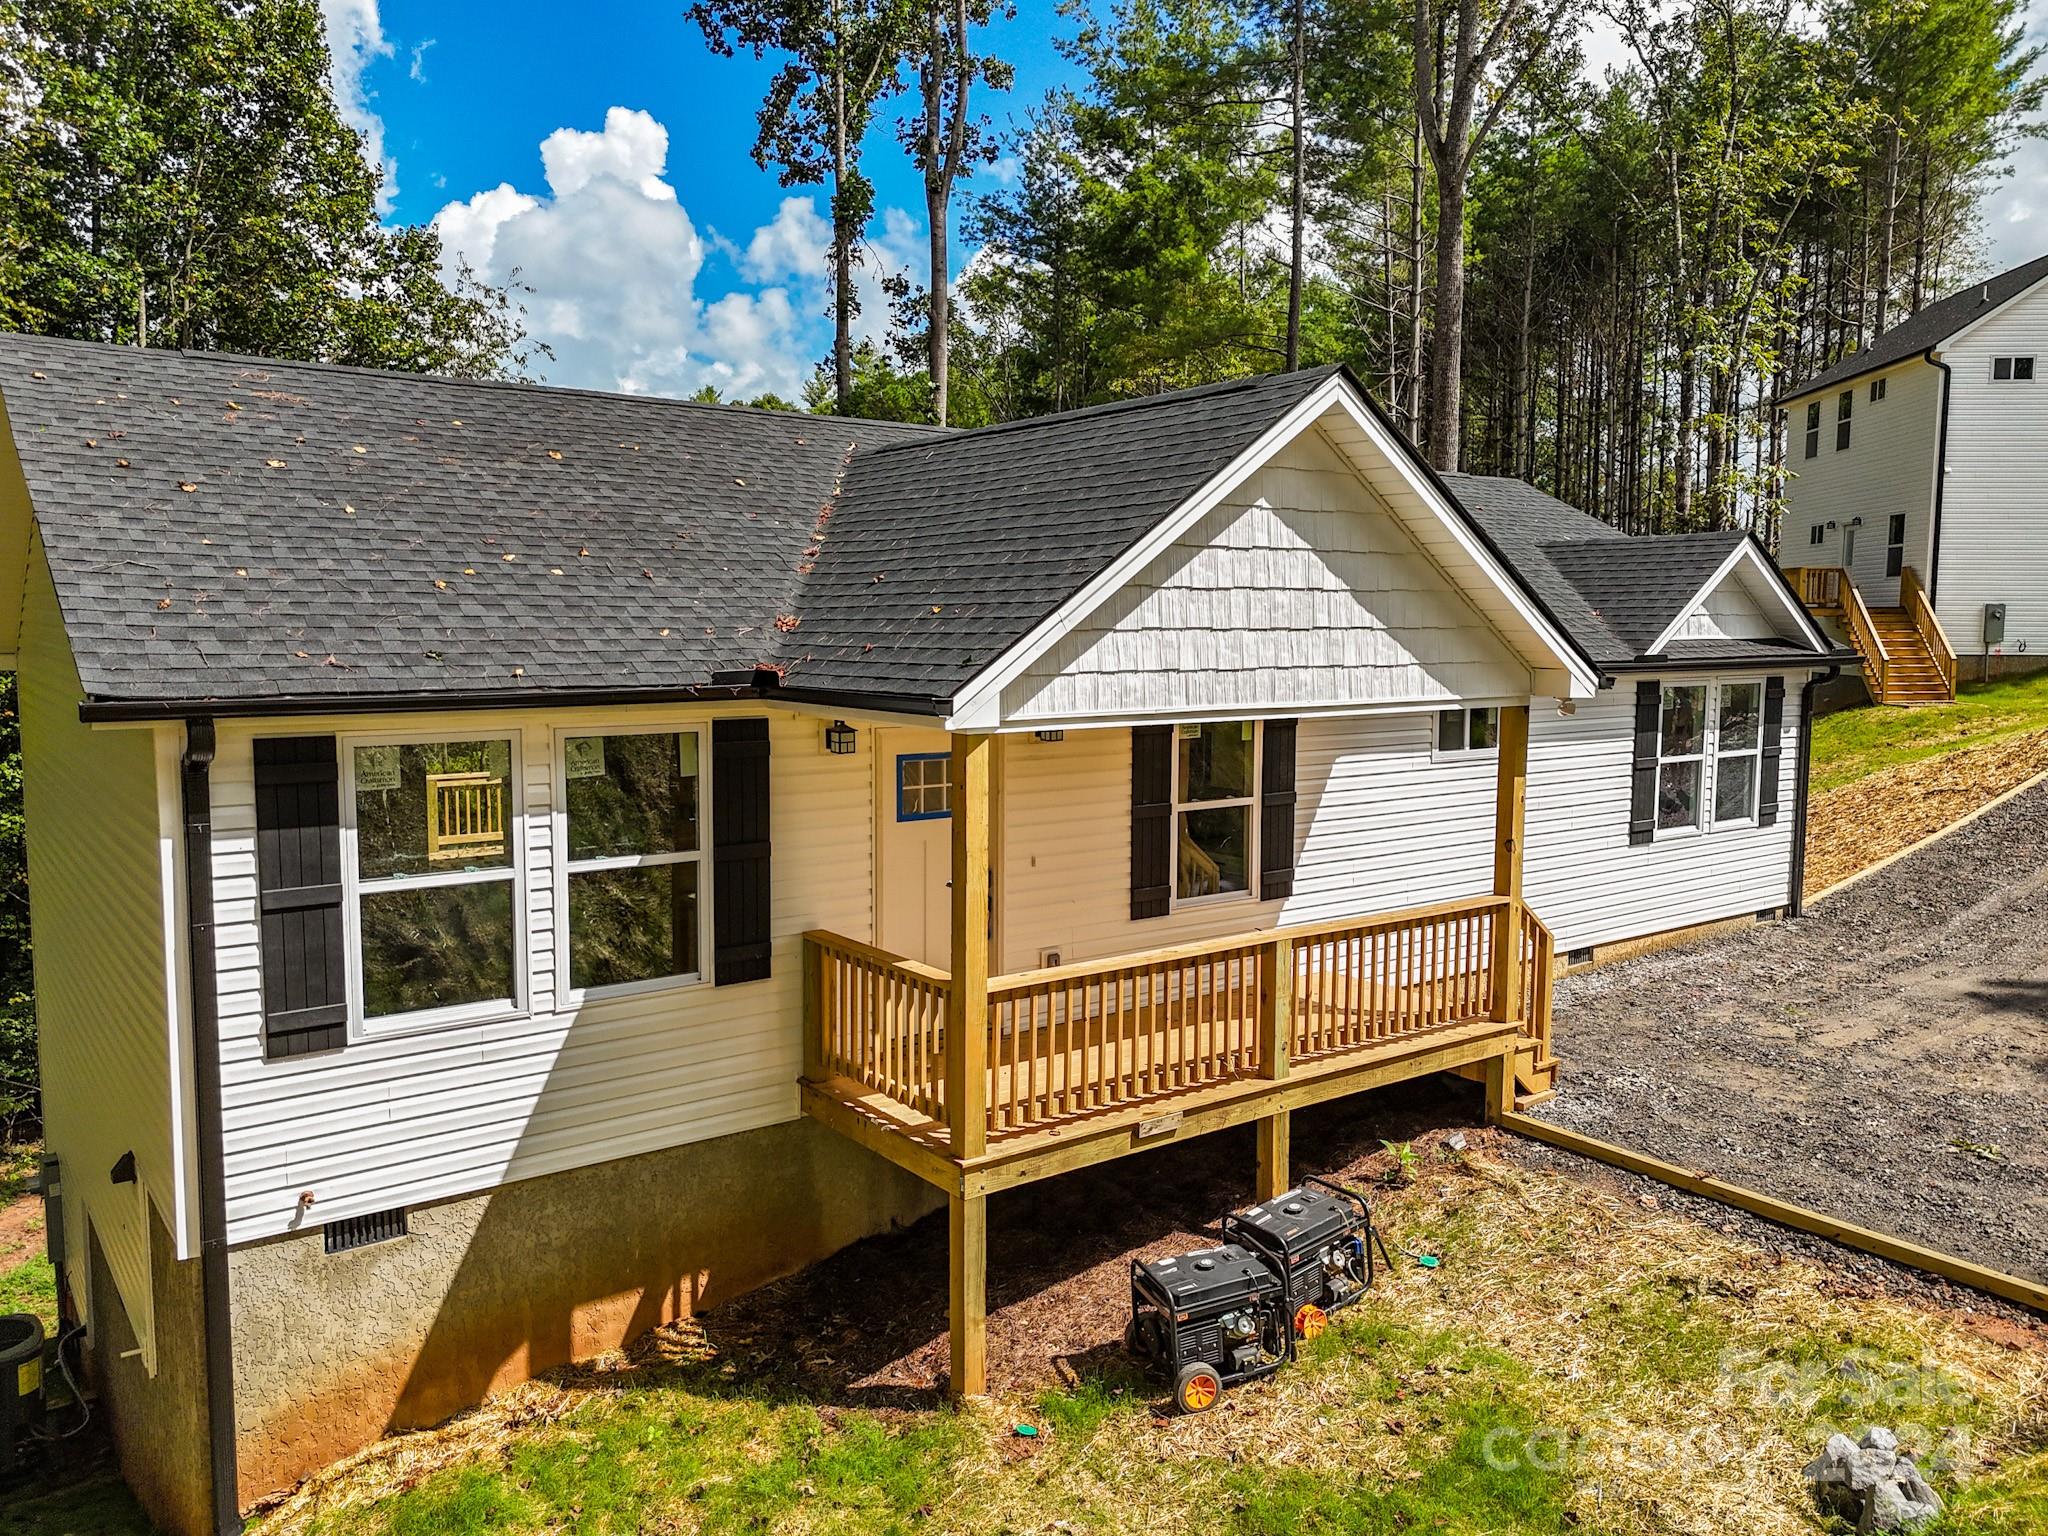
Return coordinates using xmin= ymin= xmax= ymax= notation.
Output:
xmin=1646 ymin=539 xmax=1832 ymax=657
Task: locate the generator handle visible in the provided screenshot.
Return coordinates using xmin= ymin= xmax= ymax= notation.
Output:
xmin=1301 ymin=1173 xmax=1371 ymax=1218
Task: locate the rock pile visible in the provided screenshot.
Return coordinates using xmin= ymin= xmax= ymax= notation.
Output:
xmin=1803 ymin=1427 xmax=1944 ymax=1532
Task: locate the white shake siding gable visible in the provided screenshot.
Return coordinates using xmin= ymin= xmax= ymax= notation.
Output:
xmin=18 ymin=538 xmax=180 ymax=1367
xmin=999 ymin=428 xmax=1534 ymax=723
xmin=210 ymin=706 xmax=874 ymax=1245
xmin=1928 ymin=282 xmax=2048 ymax=655
xmin=1523 ymin=675 xmax=1804 ymax=952
xmin=1779 ymin=358 xmax=1941 ymax=606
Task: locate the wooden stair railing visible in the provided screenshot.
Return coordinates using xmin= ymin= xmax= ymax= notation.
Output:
xmin=1899 ymin=566 xmax=1959 ymax=700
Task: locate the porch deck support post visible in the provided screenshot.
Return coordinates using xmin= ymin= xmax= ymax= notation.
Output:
xmin=946 ymin=732 xmax=993 ymax=1397
xmin=1255 ymin=935 xmax=1294 ymax=1199
xmin=1488 ymin=704 xmax=1531 ymax=1120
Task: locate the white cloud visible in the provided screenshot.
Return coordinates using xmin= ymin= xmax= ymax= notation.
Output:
xmin=433 ymin=107 xmax=890 ymax=401
xmin=744 ymin=197 xmax=833 ymax=282
xmin=320 ymin=0 xmax=399 ymax=214
xmin=1977 ymin=6 xmax=2048 ymax=272
xmin=409 ymin=38 xmax=434 ymax=83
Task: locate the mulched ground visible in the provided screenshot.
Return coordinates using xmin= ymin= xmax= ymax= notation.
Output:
xmin=690 ymin=1075 xmax=2040 ymax=1409
xmin=1541 ymin=773 xmax=2048 ymax=1287
xmin=1804 ymin=726 xmax=2048 ymax=894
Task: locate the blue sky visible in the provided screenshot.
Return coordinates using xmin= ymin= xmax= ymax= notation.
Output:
xmin=322 ymin=1 xmax=2048 ymax=401
xmin=321 ymin=0 xmax=1084 ymax=400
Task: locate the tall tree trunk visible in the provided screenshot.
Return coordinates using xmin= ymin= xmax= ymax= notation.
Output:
xmin=1909 ymin=148 xmax=1930 ymax=314
xmin=1407 ymin=124 xmax=1424 ymax=434
xmin=831 ymin=25 xmax=853 ymax=413
xmin=1874 ymin=125 xmax=1899 ymax=337
xmin=1428 ymin=176 xmax=1466 ymax=469
xmin=1285 ymin=0 xmax=1305 ymax=370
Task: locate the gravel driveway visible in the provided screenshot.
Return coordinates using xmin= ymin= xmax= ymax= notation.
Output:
xmin=1536 ymin=775 xmax=2048 ymax=1285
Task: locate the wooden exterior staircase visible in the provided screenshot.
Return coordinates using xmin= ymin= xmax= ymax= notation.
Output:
xmin=1783 ymin=565 xmax=1957 ymax=706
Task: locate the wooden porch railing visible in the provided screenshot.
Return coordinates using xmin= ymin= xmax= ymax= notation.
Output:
xmin=1900 ymin=565 xmax=1959 ymax=698
xmin=1782 ymin=565 xmax=1844 ymax=613
xmin=804 ymin=893 xmax=1554 ymax=1144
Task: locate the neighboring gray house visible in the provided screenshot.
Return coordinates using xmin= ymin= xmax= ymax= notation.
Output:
xmin=1779 ymin=249 xmax=2048 ymax=702
xmin=0 ymin=335 xmax=1837 ymax=1535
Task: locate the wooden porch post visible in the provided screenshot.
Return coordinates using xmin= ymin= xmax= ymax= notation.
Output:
xmin=946 ymin=732 xmax=992 ymax=1397
xmin=1489 ymin=704 xmax=1530 ymax=1027
xmin=1255 ymin=936 xmax=1294 ymax=1199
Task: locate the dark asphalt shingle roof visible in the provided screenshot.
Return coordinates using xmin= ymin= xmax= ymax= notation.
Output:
xmin=1784 ymin=250 xmax=2048 ymax=400
xmin=788 ymin=368 xmax=1344 ymax=698
xmin=1 ymin=337 xmax=1823 ymax=713
xmin=0 ymin=332 xmax=940 ymax=705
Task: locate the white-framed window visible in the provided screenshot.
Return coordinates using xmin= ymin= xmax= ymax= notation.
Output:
xmin=1993 ymin=355 xmax=2035 ymax=381
xmin=1174 ymin=720 xmax=1258 ymax=903
xmin=1435 ymin=706 xmax=1500 ymax=757
xmin=1710 ymin=681 xmax=1764 ymax=827
xmin=1869 ymin=376 xmax=1887 ymax=403
xmin=1807 ymin=523 xmax=1825 ymax=547
xmin=555 ymin=725 xmax=707 ymax=999
xmin=1653 ymin=679 xmax=1767 ymax=838
xmin=1835 ymin=389 xmax=1853 ymax=451
xmin=1802 ymin=401 xmax=1820 ymax=459
xmin=343 ymin=731 xmax=525 ymax=1035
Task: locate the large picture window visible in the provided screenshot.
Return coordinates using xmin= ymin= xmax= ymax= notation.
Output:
xmin=559 ymin=729 xmax=704 ymax=994
xmin=348 ymin=736 xmax=521 ymax=1026
xmin=1175 ymin=721 xmax=1257 ymax=901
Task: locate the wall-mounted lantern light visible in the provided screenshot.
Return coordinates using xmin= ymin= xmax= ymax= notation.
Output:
xmin=824 ymin=720 xmax=857 ymax=756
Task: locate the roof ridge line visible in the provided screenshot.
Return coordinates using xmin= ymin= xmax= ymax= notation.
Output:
xmin=0 ymin=331 xmax=951 ymax=436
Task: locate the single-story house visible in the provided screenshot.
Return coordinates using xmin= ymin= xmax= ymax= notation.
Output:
xmin=0 ymin=334 xmax=1842 ymax=1534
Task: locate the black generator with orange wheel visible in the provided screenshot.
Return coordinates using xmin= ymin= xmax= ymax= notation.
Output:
xmin=1221 ymin=1177 xmax=1390 ymax=1342
xmin=1126 ymin=1245 xmax=1289 ymax=1413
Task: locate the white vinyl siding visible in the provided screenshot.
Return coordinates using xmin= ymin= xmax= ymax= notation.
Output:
xmin=18 ymin=539 xmax=185 ymax=1366
xmin=1524 ymin=676 xmax=1804 ymax=951
xmin=999 ymin=427 xmax=1533 ymax=723
xmin=1927 ymin=279 xmax=2048 ymax=656
xmin=211 ymin=706 xmax=872 ymax=1244
xmin=1779 ymin=358 xmax=1941 ymax=607
xmin=996 ymin=715 xmax=1496 ymax=973
xmin=1666 ymin=574 xmax=1785 ymax=644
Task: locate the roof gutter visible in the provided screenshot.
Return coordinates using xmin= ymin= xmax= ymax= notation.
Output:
xmin=80 ymin=679 xmax=951 ymax=724
xmin=179 ymin=719 xmax=244 ymax=1535
xmin=1601 ymin=648 xmax=1857 ymax=675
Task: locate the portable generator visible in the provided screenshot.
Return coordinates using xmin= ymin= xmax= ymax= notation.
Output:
xmin=1221 ymin=1177 xmax=1391 ymax=1341
xmin=1126 ymin=1243 xmax=1290 ymax=1413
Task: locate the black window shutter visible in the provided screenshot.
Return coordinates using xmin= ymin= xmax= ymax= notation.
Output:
xmin=1130 ymin=726 xmax=1173 ymax=919
xmin=711 ymin=719 xmax=772 ymax=984
xmin=1258 ymin=719 xmax=1298 ymax=901
xmin=1629 ymin=681 xmax=1660 ymax=846
xmin=1758 ymin=676 xmax=1787 ymax=826
xmin=254 ymin=736 xmax=348 ymax=1059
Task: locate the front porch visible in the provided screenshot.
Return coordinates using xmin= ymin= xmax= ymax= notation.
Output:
xmin=798 ymin=712 xmax=1557 ymax=1397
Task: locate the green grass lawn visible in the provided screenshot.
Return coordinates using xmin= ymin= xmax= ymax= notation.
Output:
xmin=1810 ymin=671 xmax=2048 ymax=794
xmin=249 ymin=1154 xmax=2048 ymax=1536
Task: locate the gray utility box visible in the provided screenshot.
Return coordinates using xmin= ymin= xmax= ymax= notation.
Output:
xmin=1984 ymin=603 xmax=2007 ymax=648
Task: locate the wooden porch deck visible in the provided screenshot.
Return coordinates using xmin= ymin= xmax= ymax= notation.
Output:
xmin=799 ymin=893 xmax=1556 ymax=1200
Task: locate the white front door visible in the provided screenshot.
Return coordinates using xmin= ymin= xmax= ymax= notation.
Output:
xmin=875 ymin=730 xmax=953 ymax=967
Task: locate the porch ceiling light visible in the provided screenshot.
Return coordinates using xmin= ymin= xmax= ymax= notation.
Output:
xmin=824 ymin=720 xmax=857 ymax=756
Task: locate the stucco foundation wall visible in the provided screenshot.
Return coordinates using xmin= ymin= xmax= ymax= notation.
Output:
xmin=87 ymin=1205 xmax=214 ymax=1536
xmin=228 ymin=1114 xmax=937 ymax=1505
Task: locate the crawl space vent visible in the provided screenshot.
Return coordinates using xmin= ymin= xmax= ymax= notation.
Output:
xmin=324 ymin=1207 xmax=408 ymax=1254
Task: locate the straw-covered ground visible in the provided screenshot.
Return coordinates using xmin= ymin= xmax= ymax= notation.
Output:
xmin=246 ymin=1121 xmax=2048 ymax=1536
